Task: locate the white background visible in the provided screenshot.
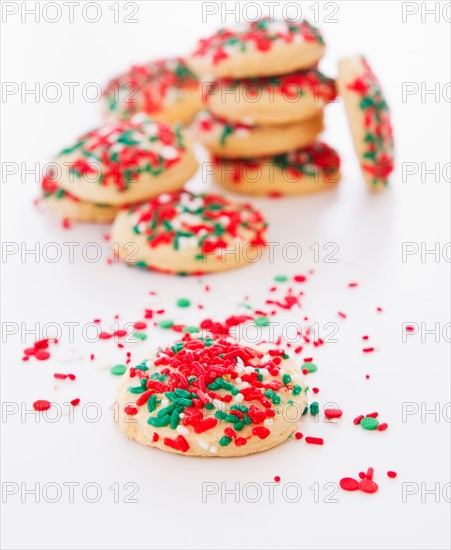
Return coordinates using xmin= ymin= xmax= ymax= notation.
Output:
xmin=1 ymin=1 xmax=450 ymax=549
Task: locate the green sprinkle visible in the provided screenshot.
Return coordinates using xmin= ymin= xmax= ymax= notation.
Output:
xmin=129 ymin=386 xmax=146 ymax=394
xmin=302 ymin=362 xmax=318 ymax=373
xmin=283 ymin=374 xmax=292 ymax=385
xmin=205 ymin=403 xmax=215 ymax=410
xmin=134 ymin=332 xmax=147 ymax=340
xmin=147 ymin=415 xmax=170 ymax=427
xmin=110 ymin=364 xmax=126 ymax=376
xmin=234 ymin=421 xmax=245 ymax=431
xmin=147 ymin=395 xmax=157 ymax=413
xmin=183 ymin=326 xmax=199 ymax=333
xmin=219 ymin=436 xmax=232 ymax=447
xmin=310 ymin=401 xmax=320 ymax=415
xmin=292 ymin=385 xmax=302 ymax=396
xmin=170 ymin=409 xmax=180 ymax=429
xmin=176 ymin=298 xmax=191 ymax=308
xmin=243 ymin=415 xmax=252 ymax=425
xmin=158 ymin=404 xmax=176 ymax=417
xmin=175 ymin=388 xmax=191 ymax=398
xmin=215 ymin=411 xmax=226 ymax=420
xmin=158 ymin=319 xmax=174 ymax=329
xmin=254 ymin=316 xmax=270 ymax=327
xmin=274 ymin=275 xmax=288 ymax=282
xmin=360 ymin=417 xmax=379 ymax=430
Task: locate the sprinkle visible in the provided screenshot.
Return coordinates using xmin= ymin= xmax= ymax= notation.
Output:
xmin=274 ymin=275 xmax=288 ymax=282
xmin=353 ymin=414 xmax=364 ymax=425
xmin=33 ymin=400 xmax=51 ymax=411
xmin=362 ymin=335 xmax=369 ymax=340
xmin=302 ymin=362 xmax=317 ymax=373
xmin=158 ymin=320 xmax=174 ymax=329
xmin=305 ymin=437 xmax=324 ymax=445
xmin=324 ymin=408 xmax=343 ymax=419
xmin=362 ymin=347 xmax=375 ymax=353
xmin=312 ymin=387 xmax=319 ymax=394
xmin=358 ymin=479 xmax=378 ymax=493
xmin=309 ymin=402 xmax=320 ymax=416
xmin=133 ymin=321 xmax=147 ymax=330
xmin=70 ymin=398 xmax=80 ymax=407
xmin=376 ymin=307 xmax=383 ymax=312
xmin=294 ymin=275 xmax=306 ymax=282
xmin=176 ymin=298 xmax=191 ymax=308
xmin=35 ymin=350 xmax=50 ymax=361
xmin=294 ymin=432 xmax=303 ymax=440
xmin=254 ymin=316 xmax=270 ymax=327
xmin=338 ymin=312 xmax=347 ymax=319
xmin=405 ymin=325 xmax=415 ymax=332
xmin=339 ymin=477 xmax=359 ymax=491
xmin=387 ymin=471 xmax=397 ymax=478
xmin=274 ymin=476 xmax=281 ymax=483
xmin=111 ymin=364 xmax=127 ymax=375
xmin=360 ymin=417 xmax=379 ymax=430
xmin=348 ymin=282 xmax=358 ymax=287
xmin=377 ymin=422 xmax=388 ymax=431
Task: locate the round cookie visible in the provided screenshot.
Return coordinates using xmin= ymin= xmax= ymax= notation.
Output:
xmin=115 ymin=333 xmax=308 ymax=457
xmin=338 ymin=55 xmax=394 ymax=190
xmin=103 ymin=57 xmax=202 ymax=124
xmin=212 ymin=142 xmax=341 ymax=196
xmin=52 ymin=114 xmax=198 ymax=206
xmin=193 ymin=110 xmax=324 ymax=158
xmin=205 ymin=69 xmax=337 ymax=126
xmin=41 ymin=171 xmax=118 ymax=222
xmin=110 ymin=190 xmax=267 ymax=274
xmin=188 ymin=18 xmax=325 ymax=78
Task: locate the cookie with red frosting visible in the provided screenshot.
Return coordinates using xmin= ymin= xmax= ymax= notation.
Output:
xmin=110 ymin=190 xmax=267 ymax=274
xmin=188 ymin=18 xmax=325 ymax=78
xmin=103 ymin=58 xmax=201 ymax=124
xmin=338 ymin=56 xmax=394 ymax=190
xmin=212 ymin=142 xmax=341 ymax=196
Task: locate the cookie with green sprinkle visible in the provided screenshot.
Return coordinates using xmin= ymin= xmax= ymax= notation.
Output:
xmin=115 ymin=333 xmax=308 ymax=456
xmin=103 ymin=57 xmax=201 ymax=124
xmin=110 ymin=190 xmax=268 ymax=274
xmin=188 ymin=18 xmax=325 ymax=78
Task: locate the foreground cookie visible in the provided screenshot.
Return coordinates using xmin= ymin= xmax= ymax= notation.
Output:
xmin=103 ymin=58 xmax=201 ymax=124
xmin=51 ymin=114 xmax=198 ymax=206
xmin=213 ymin=142 xmax=341 ymax=196
xmin=110 ymin=191 xmax=267 ymax=274
xmin=188 ymin=18 xmax=325 ymax=78
xmin=42 ymin=175 xmax=119 ymax=223
xmin=115 ymin=333 xmax=308 ymax=457
xmin=338 ymin=56 xmax=394 ymax=190
xmin=205 ymin=69 xmax=337 ymax=126
xmin=193 ymin=110 xmax=323 ymax=158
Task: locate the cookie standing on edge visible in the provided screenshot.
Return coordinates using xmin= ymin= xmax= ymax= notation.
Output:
xmin=188 ymin=18 xmax=325 ymax=78
xmin=213 ymin=142 xmax=341 ymax=196
xmin=193 ymin=110 xmax=324 ymax=158
xmin=46 ymin=114 xmax=198 ymax=208
xmin=115 ymin=333 xmax=308 ymax=457
xmin=103 ymin=58 xmax=202 ymax=124
xmin=110 ymin=190 xmax=268 ymax=274
xmin=338 ymin=55 xmax=394 ymax=190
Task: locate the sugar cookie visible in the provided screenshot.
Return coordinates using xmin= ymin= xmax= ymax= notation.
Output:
xmin=205 ymin=70 xmax=337 ymax=126
xmin=42 ymin=175 xmax=119 ymax=223
xmin=115 ymin=333 xmax=308 ymax=457
xmin=103 ymin=58 xmax=201 ymax=124
xmin=212 ymin=142 xmax=341 ymax=196
xmin=188 ymin=18 xmax=325 ymax=78
xmin=193 ymin=110 xmax=323 ymax=158
xmin=51 ymin=115 xmax=198 ymax=206
xmin=110 ymin=190 xmax=267 ymax=275
xmin=338 ymin=55 xmax=394 ymax=190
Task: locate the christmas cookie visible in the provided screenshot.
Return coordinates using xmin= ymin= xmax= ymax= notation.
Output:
xmin=205 ymin=70 xmax=337 ymax=126
xmin=42 ymin=174 xmax=118 ymax=223
xmin=188 ymin=18 xmax=325 ymax=78
xmin=52 ymin=114 xmax=198 ymax=206
xmin=338 ymin=56 xmax=394 ymax=190
xmin=103 ymin=57 xmax=201 ymax=124
xmin=212 ymin=142 xmax=341 ymax=196
xmin=193 ymin=110 xmax=323 ymax=158
xmin=110 ymin=190 xmax=267 ymax=275
xmin=115 ymin=333 xmax=308 ymax=457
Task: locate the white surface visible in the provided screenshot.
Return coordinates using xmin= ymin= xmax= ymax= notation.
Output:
xmin=1 ymin=2 xmax=450 ymax=549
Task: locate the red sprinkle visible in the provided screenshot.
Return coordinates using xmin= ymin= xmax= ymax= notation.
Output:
xmin=353 ymin=415 xmax=364 ymax=425
xmin=387 ymin=471 xmax=397 ymax=478
xmin=377 ymin=422 xmax=388 ymax=431
xmin=33 ymin=400 xmax=51 ymax=411
xmin=35 ymin=350 xmax=50 ymax=361
xmin=133 ymin=321 xmax=147 ymax=330
xmin=312 ymin=387 xmax=319 ymax=394
xmin=324 ymin=408 xmax=343 ymax=419
xmin=70 ymin=398 xmax=80 ymax=406
xmin=305 ymin=437 xmax=324 ymax=445
xmin=338 ymin=312 xmax=347 ymax=319
xmin=358 ymin=479 xmax=379 ymax=493
xmin=362 ymin=335 xmax=369 ymax=340
xmin=294 ymin=432 xmax=303 ymax=440
xmin=124 ymin=404 xmax=138 ymax=415
xmin=339 ymin=477 xmax=359 ymax=491
xmin=294 ymin=275 xmax=306 ymax=282
xmin=363 ymin=347 xmax=375 ymax=353
xmin=274 ymin=476 xmax=281 ymax=483
xmin=348 ymin=282 xmax=358 ymax=288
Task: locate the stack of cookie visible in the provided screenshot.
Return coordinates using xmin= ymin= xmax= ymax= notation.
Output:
xmin=189 ymin=18 xmax=341 ymax=195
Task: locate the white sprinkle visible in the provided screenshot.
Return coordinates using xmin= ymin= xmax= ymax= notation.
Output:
xmin=209 ymin=446 xmax=218 ymax=454
xmin=264 ymin=418 xmax=274 ymax=427
xmin=176 ymin=425 xmax=189 ymax=436
xmin=213 ymin=399 xmax=226 ymax=412
xmin=160 ymin=146 xmax=179 ymax=160
xmin=234 ymin=393 xmax=244 ymax=403
xmin=179 ymin=413 xmax=185 ymax=419
xmin=235 ymin=377 xmax=242 ymax=384
xmin=260 ymin=368 xmax=269 ymax=377
xmin=161 ymin=398 xmax=169 ymax=406
xmin=198 ymin=438 xmax=209 ymax=450
xmin=239 ymin=381 xmax=250 ymax=390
